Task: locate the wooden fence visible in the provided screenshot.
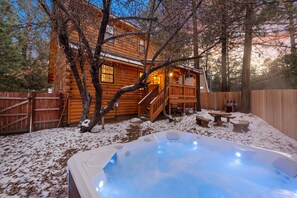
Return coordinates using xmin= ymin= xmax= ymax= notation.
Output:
xmin=0 ymin=92 xmax=67 ymax=135
xmin=201 ymin=90 xmax=297 ymax=141
xmin=1 ymin=90 xmax=296 ymax=140
xmin=201 ymin=92 xmax=241 ymax=111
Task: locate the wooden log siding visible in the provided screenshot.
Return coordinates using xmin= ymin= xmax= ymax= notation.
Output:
xmin=67 ymin=61 xmax=146 ymax=123
xmin=201 ymin=90 xmax=297 ymax=141
xmin=68 ymin=13 xmax=159 ymax=61
xmin=0 ymin=92 xmax=67 ymax=134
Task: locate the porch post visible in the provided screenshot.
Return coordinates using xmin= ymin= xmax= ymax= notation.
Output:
xmin=168 ymin=71 xmax=171 ymax=115
xmin=182 ymin=72 xmax=185 ymax=113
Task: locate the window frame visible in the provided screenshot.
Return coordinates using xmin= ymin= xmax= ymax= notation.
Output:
xmin=139 ymin=38 xmax=145 ymax=54
xmin=100 ymin=64 xmax=114 ymax=84
xmin=139 ymin=72 xmax=144 ymax=90
xmin=105 ymin=25 xmax=115 ymax=44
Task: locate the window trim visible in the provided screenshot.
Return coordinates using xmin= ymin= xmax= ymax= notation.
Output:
xmin=139 ymin=71 xmax=144 ymax=90
xmin=100 ymin=65 xmax=114 ymax=84
xmin=139 ymin=38 xmax=145 ymax=53
xmin=105 ymin=25 xmax=115 ymax=44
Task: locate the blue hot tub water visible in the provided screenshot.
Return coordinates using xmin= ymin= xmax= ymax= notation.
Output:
xmin=93 ymin=138 xmax=297 ymax=198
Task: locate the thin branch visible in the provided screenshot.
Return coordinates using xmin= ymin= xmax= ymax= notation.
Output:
xmin=145 ymin=0 xmax=204 ymax=82
xmin=103 ymin=32 xmax=149 ymax=43
xmin=37 ymin=0 xmax=51 ymax=17
xmin=54 ymin=0 xmax=93 ymax=59
xmin=111 ymin=16 xmax=158 ymax=21
xmin=150 ymin=40 xmax=220 ymax=73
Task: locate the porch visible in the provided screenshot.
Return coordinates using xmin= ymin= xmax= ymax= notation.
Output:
xmin=138 ymin=66 xmax=200 ymax=122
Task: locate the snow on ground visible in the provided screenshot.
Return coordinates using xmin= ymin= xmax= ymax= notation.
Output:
xmin=1 ymin=109 xmax=297 ymax=197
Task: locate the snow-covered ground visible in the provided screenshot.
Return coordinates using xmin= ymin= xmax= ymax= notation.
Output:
xmin=1 ymin=110 xmax=297 ymax=197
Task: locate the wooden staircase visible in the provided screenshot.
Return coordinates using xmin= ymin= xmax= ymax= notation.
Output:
xmin=138 ymin=85 xmax=169 ymax=122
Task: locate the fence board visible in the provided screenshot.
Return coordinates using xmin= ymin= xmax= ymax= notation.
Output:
xmin=0 ymin=92 xmax=67 ymax=134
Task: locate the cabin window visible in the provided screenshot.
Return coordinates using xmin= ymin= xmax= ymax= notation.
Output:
xmin=185 ymin=73 xmax=195 ymax=86
xmin=101 ymin=65 xmax=114 ymax=83
xmin=105 ymin=25 xmax=115 ymax=43
xmin=139 ymin=39 xmax=145 ymax=53
xmin=139 ymin=72 xmax=144 ymax=90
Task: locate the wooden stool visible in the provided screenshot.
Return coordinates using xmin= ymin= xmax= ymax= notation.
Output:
xmin=231 ymin=120 xmax=250 ymax=132
xmin=196 ymin=116 xmax=211 ymax=127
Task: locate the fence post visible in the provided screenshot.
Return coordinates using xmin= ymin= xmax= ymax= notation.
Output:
xmin=29 ymin=91 xmax=36 ymax=132
xmin=59 ymin=92 xmax=63 ymax=126
xmin=27 ymin=92 xmax=32 ymax=133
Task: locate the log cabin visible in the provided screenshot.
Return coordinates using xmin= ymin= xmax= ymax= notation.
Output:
xmin=49 ymin=2 xmax=209 ymax=124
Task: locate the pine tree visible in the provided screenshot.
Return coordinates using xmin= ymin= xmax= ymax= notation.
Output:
xmin=0 ymin=0 xmax=24 ymax=91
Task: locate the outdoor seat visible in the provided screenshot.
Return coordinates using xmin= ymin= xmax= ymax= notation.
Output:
xmin=196 ymin=115 xmax=211 ymax=127
xmin=231 ymin=120 xmax=250 ymax=132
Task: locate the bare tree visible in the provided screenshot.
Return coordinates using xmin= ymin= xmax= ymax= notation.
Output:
xmin=38 ymin=0 xmax=212 ymax=132
xmin=192 ymin=0 xmax=201 ymax=111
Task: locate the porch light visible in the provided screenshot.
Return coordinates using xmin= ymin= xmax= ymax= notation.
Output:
xmin=169 ymin=72 xmax=173 ymax=77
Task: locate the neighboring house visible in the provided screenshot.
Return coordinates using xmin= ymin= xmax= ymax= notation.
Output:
xmin=49 ymin=2 xmax=209 ymax=124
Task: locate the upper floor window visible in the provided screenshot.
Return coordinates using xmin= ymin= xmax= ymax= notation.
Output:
xmin=105 ymin=25 xmax=115 ymax=43
xmin=139 ymin=38 xmax=145 ymax=53
xmin=101 ymin=65 xmax=114 ymax=83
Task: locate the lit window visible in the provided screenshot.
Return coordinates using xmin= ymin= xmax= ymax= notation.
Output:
xmin=101 ymin=65 xmax=114 ymax=83
xmin=139 ymin=72 xmax=144 ymax=90
xmin=139 ymin=39 xmax=145 ymax=53
xmin=105 ymin=25 xmax=115 ymax=43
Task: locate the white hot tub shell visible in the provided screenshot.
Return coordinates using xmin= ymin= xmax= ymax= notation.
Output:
xmin=67 ymin=131 xmax=297 ymax=198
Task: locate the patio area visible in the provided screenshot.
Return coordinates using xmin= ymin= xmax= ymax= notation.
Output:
xmin=1 ymin=109 xmax=297 ymax=197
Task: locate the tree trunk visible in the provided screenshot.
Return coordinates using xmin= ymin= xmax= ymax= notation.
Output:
xmin=221 ymin=0 xmax=228 ymax=92
xmin=192 ymin=0 xmax=201 ymax=111
xmin=84 ymin=1 xmax=111 ymax=132
xmin=287 ymin=1 xmax=296 ymax=55
xmin=241 ymin=0 xmax=254 ymax=113
xmin=162 ymin=66 xmax=173 ymax=121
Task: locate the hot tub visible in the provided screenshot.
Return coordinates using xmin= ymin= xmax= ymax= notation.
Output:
xmin=67 ymin=131 xmax=297 ymax=198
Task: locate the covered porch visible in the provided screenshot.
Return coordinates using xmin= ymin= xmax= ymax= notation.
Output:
xmin=138 ymin=65 xmax=207 ymax=121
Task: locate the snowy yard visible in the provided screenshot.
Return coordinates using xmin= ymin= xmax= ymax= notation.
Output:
xmin=1 ymin=110 xmax=297 ymax=197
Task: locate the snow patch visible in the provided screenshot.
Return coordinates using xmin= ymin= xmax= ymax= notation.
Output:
xmin=81 ymin=119 xmax=91 ymax=127
xmin=1 ymin=109 xmax=297 ymax=197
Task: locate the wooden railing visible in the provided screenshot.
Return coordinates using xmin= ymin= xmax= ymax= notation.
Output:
xmin=138 ymin=85 xmax=159 ymax=117
xmin=149 ymin=86 xmax=169 ymax=122
xmin=170 ymin=84 xmax=196 ymax=99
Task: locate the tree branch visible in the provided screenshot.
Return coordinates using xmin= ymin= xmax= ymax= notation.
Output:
xmin=103 ymin=31 xmax=149 ymax=43
xmin=144 ymin=0 xmax=204 ymax=82
xmin=111 ymin=16 xmax=158 ymax=22
xmin=54 ymin=0 xmax=93 ymax=59
xmin=37 ymin=0 xmax=51 ymax=17
xmin=150 ymin=40 xmax=220 ymax=73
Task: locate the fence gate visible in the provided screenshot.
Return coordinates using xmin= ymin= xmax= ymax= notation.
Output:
xmin=0 ymin=92 xmax=30 ymax=134
xmin=0 ymin=92 xmax=66 ymax=135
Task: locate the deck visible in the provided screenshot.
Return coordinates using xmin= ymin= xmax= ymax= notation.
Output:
xmin=138 ymin=83 xmax=197 ymax=122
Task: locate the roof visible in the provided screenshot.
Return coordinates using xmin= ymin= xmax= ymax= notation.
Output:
xmin=69 ymin=43 xmax=203 ymax=74
xmin=101 ymin=52 xmax=143 ymax=66
xmin=173 ymin=65 xmax=202 ymax=74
